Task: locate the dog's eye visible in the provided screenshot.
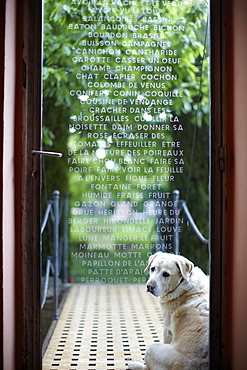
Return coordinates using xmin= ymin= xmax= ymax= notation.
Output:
xmin=151 ymin=267 xmax=155 ymax=272
xmin=162 ymin=272 xmax=170 ymax=278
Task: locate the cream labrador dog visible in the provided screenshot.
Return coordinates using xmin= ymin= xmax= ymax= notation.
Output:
xmin=128 ymin=252 xmax=209 ymax=370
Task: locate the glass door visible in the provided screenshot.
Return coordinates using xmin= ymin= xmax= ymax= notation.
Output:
xmin=41 ymin=0 xmax=210 ymax=365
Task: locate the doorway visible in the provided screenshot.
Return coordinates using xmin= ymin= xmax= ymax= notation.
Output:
xmin=40 ymin=0 xmax=210 ymax=368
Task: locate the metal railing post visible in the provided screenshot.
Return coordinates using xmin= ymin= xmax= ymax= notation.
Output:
xmin=172 ymin=189 xmax=180 ymax=255
xmin=53 ymin=190 xmax=60 ymax=320
xmin=63 ymin=193 xmax=69 ymax=283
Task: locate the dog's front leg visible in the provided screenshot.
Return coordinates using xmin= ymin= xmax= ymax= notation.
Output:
xmin=127 ymin=361 xmax=147 ymax=370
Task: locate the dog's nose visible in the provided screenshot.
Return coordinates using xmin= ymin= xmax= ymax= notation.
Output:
xmin=147 ymin=283 xmax=155 ymax=293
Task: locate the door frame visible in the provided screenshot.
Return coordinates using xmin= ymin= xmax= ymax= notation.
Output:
xmin=210 ymin=1 xmax=227 ymax=368
xmin=20 ymin=0 xmax=227 ymax=368
xmin=22 ymin=0 xmax=42 ymax=368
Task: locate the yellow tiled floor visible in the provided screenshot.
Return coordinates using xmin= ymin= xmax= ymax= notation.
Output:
xmin=42 ymin=284 xmax=163 ymax=370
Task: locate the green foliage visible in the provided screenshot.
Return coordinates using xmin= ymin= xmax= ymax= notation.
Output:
xmin=42 ymin=0 xmax=210 ymax=276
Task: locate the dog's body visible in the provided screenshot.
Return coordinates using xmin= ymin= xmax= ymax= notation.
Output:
xmin=128 ymin=252 xmax=209 ymax=370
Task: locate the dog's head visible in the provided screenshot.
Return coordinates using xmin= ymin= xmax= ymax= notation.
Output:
xmin=145 ymin=252 xmax=194 ymax=297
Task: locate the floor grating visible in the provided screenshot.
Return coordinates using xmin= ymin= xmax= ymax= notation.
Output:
xmin=42 ymin=284 xmax=163 ymax=370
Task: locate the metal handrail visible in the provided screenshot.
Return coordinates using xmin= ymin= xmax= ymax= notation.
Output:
xmin=41 ymin=257 xmax=53 ymax=309
xmin=41 ymin=191 xmax=69 ymax=320
xmin=181 ymin=201 xmax=209 ymax=244
xmin=40 ymin=191 xmax=60 ymax=319
xmin=172 ymin=189 xmax=208 ymax=254
xmin=41 ymin=201 xmax=53 ymax=234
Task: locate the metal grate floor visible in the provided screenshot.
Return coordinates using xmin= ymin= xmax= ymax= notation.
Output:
xmin=42 ymin=284 xmax=163 ymax=370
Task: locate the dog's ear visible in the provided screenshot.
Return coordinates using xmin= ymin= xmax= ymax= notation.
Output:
xmin=176 ymin=256 xmax=194 ymax=281
xmin=144 ymin=252 xmax=162 ymax=272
